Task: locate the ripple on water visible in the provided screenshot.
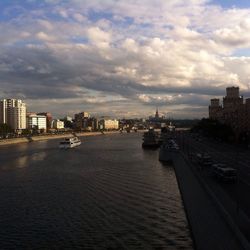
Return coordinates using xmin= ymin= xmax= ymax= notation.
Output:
xmin=0 ymin=133 xmax=193 ymax=249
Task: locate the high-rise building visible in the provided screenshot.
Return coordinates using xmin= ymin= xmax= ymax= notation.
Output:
xmin=74 ymin=112 xmax=90 ymax=129
xmin=208 ymin=87 xmax=250 ymax=136
xmin=223 ymin=87 xmax=243 ymax=111
xmin=209 ymin=98 xmax=222 ymax=120
xmin=0 ymin=99 xmax=27 ymax=130
xmin=27 ymin=113 xmax=47 ymax=131
xmin=0 ymin=99 xmax=7 ymax=124
xmin=155 ymin=108 xmax=159 ymax=119
xmin=37 ymin=112 xmax=52 ymax=129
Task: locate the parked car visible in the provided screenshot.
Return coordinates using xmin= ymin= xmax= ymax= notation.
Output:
xmin=196 ymin=153 xmax=213 ymax=167
xmin=212 ymin=165 xmax=237 ymax=182
xmin=212 ymin=163 xmax=227 ymax=169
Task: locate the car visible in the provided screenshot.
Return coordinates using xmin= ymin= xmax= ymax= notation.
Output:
xmin=196 ymin=153 xmax=211 ymax=164
xmin=212 ymin=166 xmax=237 ymax=182
xmin=212 ymin=163 xmax=227 ymax=169
xmin=202 ymin=159 xmax=214 ymax=167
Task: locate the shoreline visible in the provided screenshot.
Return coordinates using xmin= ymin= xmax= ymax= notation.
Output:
xmin=0 ymin=131 xmax=121 ymax=147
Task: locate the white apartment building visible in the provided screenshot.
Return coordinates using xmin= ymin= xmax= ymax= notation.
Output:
xmin=99 ymin=119 xmax=119 ymax=130
xmin=27 ymin=114 xmax=47 ymax=130
xmin=0 ymin=99 xmax=7 ymax=124
xmin=0 ymin=99 xmax=27 ymax=130
xmin=52 ymin=119 xmax=64 ymax=129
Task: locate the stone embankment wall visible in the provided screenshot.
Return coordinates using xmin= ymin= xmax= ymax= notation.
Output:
xmin=0 ymin=131 xmax=120 ymax=147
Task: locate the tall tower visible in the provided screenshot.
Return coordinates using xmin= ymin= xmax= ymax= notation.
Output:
xmin=223 ymin=86 xmax=243 ymax=110
xmin=155 ymin=108 xmax=159 ymax=119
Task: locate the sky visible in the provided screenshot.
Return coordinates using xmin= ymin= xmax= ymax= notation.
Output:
xmin=1 ymin=0 xmax=250 ymax=119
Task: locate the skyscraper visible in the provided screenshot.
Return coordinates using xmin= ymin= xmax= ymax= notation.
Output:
xmin=0 ymin=99 xmax=7 ymax=124
xmin=208 ymin=87 xmax=250 ymax=136
xmin=0 ymin=99 xmax=27 ymax=130
xmin=155 ymin=108 xmax=159 ymax=119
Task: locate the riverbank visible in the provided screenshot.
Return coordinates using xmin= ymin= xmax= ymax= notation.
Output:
xmin=0 ymin=131 xmax=121 ymax=146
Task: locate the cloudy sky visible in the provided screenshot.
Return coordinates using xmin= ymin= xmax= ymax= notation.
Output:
xmin=1 ymin=0 xmax=250 ymax=118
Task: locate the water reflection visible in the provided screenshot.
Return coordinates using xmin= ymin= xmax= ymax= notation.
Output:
xmin=1 ymin=151 xmax=47 ymax=170
xmin=16 ymin=155 xmax=28 ymax=168
xmin=30 ymin=151 xmax=47 ymax=161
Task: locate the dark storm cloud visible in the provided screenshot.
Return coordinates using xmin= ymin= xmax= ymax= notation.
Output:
xmin=0 ymin=45 xmax=230 ymax=101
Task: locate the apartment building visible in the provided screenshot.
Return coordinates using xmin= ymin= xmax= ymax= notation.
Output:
xmin=0 ymin=99 xmax=27 ymax=130
xmin=51 ymin=119 xmax=64 ymax=129
xmin=27 ymin=113 xmax=47 ymax=131
xmin=0 ymin=99 xmax=7 ymax=124
xmin=99 ymin=119 xmax=119 ymax=130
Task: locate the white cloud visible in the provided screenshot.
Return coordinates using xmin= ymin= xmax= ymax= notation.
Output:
xmin=58 ymin=9 xmax=68 ymax=18
xmin=87 ymin=27 xmax=111 ymax=48
xmin=122 ymin=39 xmax=138 ymax=53
xmin=1 ymin=0 xmax=250 ymax=118
xmin=214 ymin=18 xmax=250 ymax=48
xmin=36 ymin=31 xmax=56 ymax=42
xmin=73 ymin=13 xmax=86 ymax=23
xmin=37 ymin=19 xmax=54 ymax=31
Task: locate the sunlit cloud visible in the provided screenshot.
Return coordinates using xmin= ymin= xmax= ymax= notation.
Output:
xmin=0 ymin=0 xmax=250 ymax=118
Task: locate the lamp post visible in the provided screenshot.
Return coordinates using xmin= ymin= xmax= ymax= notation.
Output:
xmin=235 ymin=110 xmax=240 ymax=215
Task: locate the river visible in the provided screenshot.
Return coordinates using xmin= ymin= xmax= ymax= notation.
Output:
xmin=0 ymin=132 xmax=193 ymax=249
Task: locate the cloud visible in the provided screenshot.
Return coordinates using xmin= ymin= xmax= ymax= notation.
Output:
xmin=1 ymin=0 xmax=250 ymax=118
xmin=214 ymin=18 xmax=250 ymax=48
xmin=36 ymin=31 xmax=56 ymax=42
xmin=87 ymin=26 xmax=111 ymax=48
xmin=73 ymin=13 xmax=87 ymax=23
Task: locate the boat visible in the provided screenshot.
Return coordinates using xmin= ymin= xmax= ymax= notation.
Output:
xmin=142 ymin=128 xmax=159 ymax=148
xmin=168 ymin=122 xmax=175 ymax=132
xmin=158 ymin=129 xmax=169 ymax=145
xmin=59 ymin=136 xmax=81 ymax=149
xmin=159 ymin=139 xmax=179 ymax=162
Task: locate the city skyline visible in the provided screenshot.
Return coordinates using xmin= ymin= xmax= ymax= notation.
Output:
xmin=1 ymin=0 xmax=250 ymax=118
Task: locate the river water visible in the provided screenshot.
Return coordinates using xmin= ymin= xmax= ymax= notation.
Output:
xmin=0 ymin=133 xmax=193 ymax=249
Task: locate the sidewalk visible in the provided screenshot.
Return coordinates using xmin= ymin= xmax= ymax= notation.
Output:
xmin=173 ymin=153 xmax=245 ymax=250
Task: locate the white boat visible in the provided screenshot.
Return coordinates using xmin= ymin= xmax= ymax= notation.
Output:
xmin=59 ymin=136 xmax=81 ymax=149
xmin=142 ymin=128 xmax=159 ymax=148
xmin=159 ymin=139 xmax=179 ymax=162
xmin=168 ymin=122 xmax=175 ymax=132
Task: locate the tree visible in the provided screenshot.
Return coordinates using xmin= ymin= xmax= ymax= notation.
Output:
xmin=191 ymin=118 xmax=234 ymax=142
xmin=0 ymin=123 xmax=13 ymax=135
xmin=21 ymin=129 xmax=31 ymax=135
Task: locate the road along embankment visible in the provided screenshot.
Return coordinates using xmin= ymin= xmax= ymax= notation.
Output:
xmin=172 ymin=152 xmax=245 ymax=250
xmin=0 ymin=131 xmax=120 ymax=147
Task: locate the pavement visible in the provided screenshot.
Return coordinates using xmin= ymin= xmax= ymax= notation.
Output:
xmin=172 ymin=152 xmax=246 ymax=250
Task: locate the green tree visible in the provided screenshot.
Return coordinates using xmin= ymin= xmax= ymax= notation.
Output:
xmin=0 ymin=123 xmax=13 ymax=135
xmin=191 ymin=118 xmax=234 ymax=142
